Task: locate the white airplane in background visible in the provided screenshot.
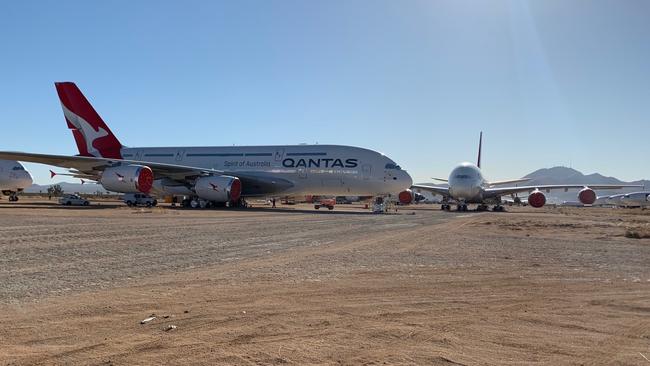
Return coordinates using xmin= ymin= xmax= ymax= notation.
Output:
xmin=0 ymin=82 xmax=412 ymax=208
xmin=409 ymin=132 xmax=642 ymax=211
xmin=620 ymin=192 xmax=650 ymax=208
xmin=0 ymin=160 xmax=33 ymax=201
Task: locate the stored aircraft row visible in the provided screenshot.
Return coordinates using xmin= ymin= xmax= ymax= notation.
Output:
xmin=594 ymin=192 xmax=650 ymax=208
xmin=0 ymin=83 xmax=641 ymax=211
xmin=409 ymin=133 xmax=641 ymax=211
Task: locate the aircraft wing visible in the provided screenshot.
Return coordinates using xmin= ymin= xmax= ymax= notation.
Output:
xmin=0 ymin=151 xmax=294 ymax=195
xmin=484 ymin=184 xmax=644 ymax=198
xmin=486 ymin=178 xmax=530 ymax=186
xmin=411 ymin=184 xmax=450 ymax=197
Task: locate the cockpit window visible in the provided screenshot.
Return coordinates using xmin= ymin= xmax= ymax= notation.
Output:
xmin=455 ymin=174 xmax=472 ymax=179
xmin=385 ymin=163 xmax=401 ymax=170
xmin=12 ymin=166 xmax=25 ymax=171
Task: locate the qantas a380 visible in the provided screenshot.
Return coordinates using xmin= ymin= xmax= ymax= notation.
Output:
xmin=410 ymin=132 xmax=641 ymax=211
xmin=0 ymin=82 xmax=412 ymax=207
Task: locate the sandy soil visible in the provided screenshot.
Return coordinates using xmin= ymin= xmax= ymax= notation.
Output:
xmin=0 ymin=199 xmax=649 ymax=365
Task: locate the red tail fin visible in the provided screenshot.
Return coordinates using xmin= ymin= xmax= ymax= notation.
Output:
xmin=55 ymin=82 xmax=123 ymax=159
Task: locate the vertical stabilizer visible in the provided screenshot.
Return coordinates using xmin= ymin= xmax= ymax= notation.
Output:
xmin=55 ymin=82 xmax=123 ymax=159
xmin=477 ymin=131 xmax=482 ymax=168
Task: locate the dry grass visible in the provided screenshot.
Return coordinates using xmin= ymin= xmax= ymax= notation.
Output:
xmin=624 ymin=227 xmax=650 ymax=239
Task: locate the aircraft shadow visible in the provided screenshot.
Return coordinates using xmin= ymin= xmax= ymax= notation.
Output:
xmin=0 ymin=202 xmax=123 ymax=210
xmin=169 ymin=206 xmax=381 ymax=216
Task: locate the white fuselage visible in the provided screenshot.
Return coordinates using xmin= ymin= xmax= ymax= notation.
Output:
xmin=0 ymin=160 xmax=33 ymax=193
xmin=447 ymin=162 xmax=487 ymax=203
xmin=120 ymin=145 xmax=412 ymax=197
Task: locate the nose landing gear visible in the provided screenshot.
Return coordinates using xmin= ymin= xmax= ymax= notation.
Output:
xmin=8 ymin=193 xmax=19 ymax=202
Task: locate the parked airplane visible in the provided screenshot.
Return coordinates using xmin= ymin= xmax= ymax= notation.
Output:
xmin=620 ymin=192 xmax=650 ymax=208
xmin=409 ymin=132 xmax=641 ymax=211
xmin=0 ymin=82 xmax=412 ymax=208
xmin=0 ymin=160 xmax=33 ymax=201
xmin=593 ymin=193 xmax=632 ymax=207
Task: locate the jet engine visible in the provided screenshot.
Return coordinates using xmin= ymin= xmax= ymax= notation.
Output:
xmin=398 ymin=189 xmax=414 ymax=204
xmin=100 ymin=165 xmax=154 ymax=193
xmin=528 ymin=190 xmax=546 ymax=208
xmin=578 ymin=187 xmax=596 ymax=205
xmin=194 ymin=175 xmax=242 ymax=203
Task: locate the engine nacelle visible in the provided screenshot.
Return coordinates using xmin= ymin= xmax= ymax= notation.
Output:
xmin=398 ymin=189 xmax=414 ymax=204
xmin=528 ymin=190 xmax=546 ymax=208
xmin=578 ymin=187 xmax=596 ymax=205
xmin=194 ymin=175 xmax=242 ymax=203
xmin=100 ymin=165 xmax=154 ymax=193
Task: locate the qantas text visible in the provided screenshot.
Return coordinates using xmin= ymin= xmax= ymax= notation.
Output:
xmin=282 ymin=158 xmax=358 ymax=168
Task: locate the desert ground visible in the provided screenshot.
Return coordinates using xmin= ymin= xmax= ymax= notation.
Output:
xmin=0 ymin=198 xmax=649 ymax=365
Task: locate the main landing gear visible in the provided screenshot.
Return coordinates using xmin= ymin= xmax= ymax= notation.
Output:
xmin=456 ymin=204 xmax=468 ymax=212
xmin=440 ymin=204 xmax=451 ymax=211
xmin=476 ymin=204 xmax=489 ymax=212
xmin=8 ymin=194 xmax=19 ymax=202
xmin=492 ymin=205 xmax=505 ymax=212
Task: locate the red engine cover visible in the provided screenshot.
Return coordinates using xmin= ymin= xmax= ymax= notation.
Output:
xmin=578 ymin=188 xmax=596 ymax=205
xmin=528 ymin=191 xmax=546 ymax=208
xmin=230 ymin=178 xmax=242 ymax=202
xmin=135 ymin=166 xmax=154 ymax=194
xmin=398 ymin=190 xmax=413 ymax=204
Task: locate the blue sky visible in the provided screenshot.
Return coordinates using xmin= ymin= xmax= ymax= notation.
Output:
xmin=1 ymin=0 xmax=649 ymax=184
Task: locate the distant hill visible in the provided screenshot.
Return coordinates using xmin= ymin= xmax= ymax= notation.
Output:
xmin=415 ymin=166 xmax=648 ymax=203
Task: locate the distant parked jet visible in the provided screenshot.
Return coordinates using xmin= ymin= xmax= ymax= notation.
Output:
xmin=0 ymin=160 xmax=32 ymax=201
xmin=408 ymin=132 xmax=641 ymax=211
xmin=620 ymin=192 xmax=650 ymax=208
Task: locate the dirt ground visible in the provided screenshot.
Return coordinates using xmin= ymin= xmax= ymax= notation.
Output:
xmin=0 ymin=198 xmax=649 ymax=365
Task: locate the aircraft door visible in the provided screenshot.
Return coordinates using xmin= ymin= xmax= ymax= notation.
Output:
xmin=298 ymin=168 xmax=307 ymax=179
xmin=274 ymin=148 xmax=285 ymax=162
xmin=175 ymin=149 xmax=185 ymax=162
xmin=362 ymin=164 xmax=371 ymax=180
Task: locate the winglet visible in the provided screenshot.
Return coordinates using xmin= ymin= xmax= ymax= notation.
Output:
xmin=477 ymin=131 xmax=482 ymax=169
xmin=50 ymin=170 xmax=56 ymax=179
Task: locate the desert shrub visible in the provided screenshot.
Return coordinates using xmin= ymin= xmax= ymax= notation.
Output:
xmin=624 ymin=228 xmax=650 ymax=239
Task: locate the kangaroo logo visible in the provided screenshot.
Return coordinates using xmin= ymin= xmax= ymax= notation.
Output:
xmin=115 ymin=173 xmax=125 ymax=182
xmin=61 ymin=104 xmax=109 ymax=157
xmin=209 ymin=183 xmax=220 ymax=191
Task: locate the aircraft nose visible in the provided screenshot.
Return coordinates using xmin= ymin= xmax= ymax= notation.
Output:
xmin=21 ymin=171 xmax=33 ymax=187
xmin=404 ymin=171 xmax=413 ymax=188
xmin=395 ymin=170 xmax=413 ymax=191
